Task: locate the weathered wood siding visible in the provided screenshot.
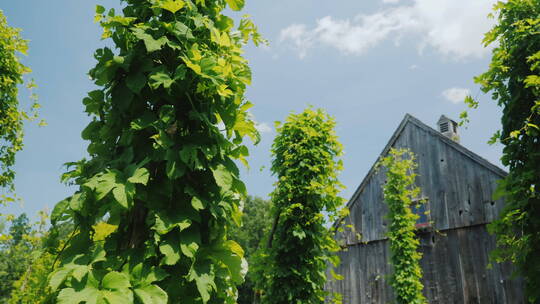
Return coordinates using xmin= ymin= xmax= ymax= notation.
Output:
xmin=328 ymin=115 xmax=524 ymax=303
xmin=328 ymin=226 xmax=523 ymax=304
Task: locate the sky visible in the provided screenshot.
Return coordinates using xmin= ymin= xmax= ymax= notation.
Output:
xmin=1 ymin=0 xmax=504 ymax=220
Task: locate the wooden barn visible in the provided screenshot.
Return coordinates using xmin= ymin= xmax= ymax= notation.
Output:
xmin=327 ymin=114 xmax=524 ymax=303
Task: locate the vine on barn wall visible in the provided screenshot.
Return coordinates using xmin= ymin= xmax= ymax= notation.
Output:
xmin=47 ymin=0 xmax=263 ymax=302
xmin=379 ymin=148 xmax=426 ymax=304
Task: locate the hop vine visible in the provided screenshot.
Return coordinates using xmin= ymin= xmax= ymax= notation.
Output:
xmin=263 ymin=108 xmax=346 ymax=304
xmin=47 ymin=0 xmax=263 ymax=302
xmin=379 ymin=148 xmax=426 ymax=304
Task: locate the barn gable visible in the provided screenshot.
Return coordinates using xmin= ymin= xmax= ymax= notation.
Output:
xmin=329 ymin=114 xmax=523 ymax=303
xmin=338 ymin=114 xmax=507 ymax=245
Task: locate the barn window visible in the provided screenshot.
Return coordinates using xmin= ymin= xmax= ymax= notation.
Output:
xmin=411 ymin=198 xmax=431 ymax=229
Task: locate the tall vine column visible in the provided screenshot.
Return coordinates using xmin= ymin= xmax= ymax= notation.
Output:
xmin=264 ymin=108 xmax=345 ymax=304
xmin=47 ymin=0 xmax=263 ymax=302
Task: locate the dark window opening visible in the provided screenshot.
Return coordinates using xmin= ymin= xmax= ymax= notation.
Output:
xmin=412 ymin=198 xmax=430 ymax=229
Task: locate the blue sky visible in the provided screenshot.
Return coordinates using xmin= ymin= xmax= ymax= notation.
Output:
xmin=2 ymin=0 xmax=503 ymax=219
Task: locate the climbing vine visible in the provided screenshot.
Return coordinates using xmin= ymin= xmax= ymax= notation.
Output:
xmin=379 ymin=148 xmax=426 ymax=304
xmin=473 ymin=1 xmax=540 ymax=302
xmin=47 ymin=0 xmax=263 ymax=302
xmin=263 ymin=108 xmax=345 ymax=304
xmin=0 ymin=9 xmax=39 ymax=204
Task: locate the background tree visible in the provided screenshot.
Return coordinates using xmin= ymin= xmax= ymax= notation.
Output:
xmin=263 ymin=108 xmax=345 ymax=304
xmin=0 ymin=214 xmax=33 ymax=301
xmin=0 ymin=9 xmax=39 ymax=205
xmin=473 ymin=1 xmax=540 ymax=302
xmin=229 ymin=196 xmax=272 ymax=304
xmin=379 ymin=148 xmax=426 ymax=304
xmin=47 ymin=0 xmax=263 ymax=303
xmin=7 ymin=219 xmax=73 ymax=304
xmin=0 ymin=212 xmax=48 ymax=303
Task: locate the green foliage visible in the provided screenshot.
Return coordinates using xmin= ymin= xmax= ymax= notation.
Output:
xmin=47 ymin=0 xmax=262 ymax=303
xmin=8 ymin=250 xmax=55 ymax=304
xmin=0 ymin=214 xmax=33 ymax=301
xmin=0 ymin=9 xmax=40 ymax=203
xmin=8 ymin=213 xmax=31 ymax=245
xmin=474 ymin=1 xmax=540 ymax=302
xmin=378 ymin=148 xmax=426 ymax=304
xmin=229 ymin=196 xmax=272 ymax=304
xmin=0 ymin=212 xmax=49 ymax=303
xmin=263 ymin=108 xmax=345 ymax=304
xmin=8 ymin=220 xmax=74 ymax=304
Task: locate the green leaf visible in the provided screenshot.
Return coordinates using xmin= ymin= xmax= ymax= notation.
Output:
xmin=191 ymin=196 xmax=204 ymax=211
xmin=134 ymin=285 xmax=168 ymax=304
xmin=172 ymin=21 xmax=193 ymax=39
xmin=182 ymin=57 xmax=202 ymax=75
xmin=96 ymin=5 xmax=105 ymax=14
xmin=126 ymin=71 xmax=146 ymax=94
xmin=131 ymin=111 xmax=157 ymax=130
xmin=510 ymin=130 xmax=521 ymax=138
xmin=225 ymin=0 xmax=244 ymax=11
xmin=57 ymin=288 xmax=79 ymax=304
xmin=149 ymin=69 xmax=174 ymax=89
xmin=212 ymin=165 xmax=233 ymax=191
xmin=72 ymin=265 xmax=90 ymax=282
xmin=166 ymin=159 xmax=186 ymax=179
xmin=102 ymin=289 xmax=133 ymax=303
xmin=180 ymin=230 xmax=200 ymax=258
xmin=51 ymin=196 xmax=70 ymax=224
xmin=159 ymin=236 xmax=181 ymax=265
xmin=153 ymin=212 xmax=192 ymax=235
xmin=102 ymin=271 xmax=131 ymax=290
xmin=158 ymin=0 xmax=185 ymax=13
xmin=112 ymin=184 xmax=129 ymax=208
xmin=188 ymin=260 xmax=216 ymax=303
xmin=174 ymin=65 xmax=187 ymax=80
xmin=179 ymin=145 xmax=198 ymax=168
xmin=212 ymin=240 xmax=246 ymax=284
xmin=57 ymin=286 xmax=101 ymax=304
xmin=93 ymin=172 xmax=117 ymax=200
xmin=128 ymin=167 xmax=150 ymax=185
xmin=292 ymin=228 xmax=306 ymax=239
xmin=132 ymin=28 xmax=168 ymax=53
xmin=49 ymin=268 xmax=73 ymax=291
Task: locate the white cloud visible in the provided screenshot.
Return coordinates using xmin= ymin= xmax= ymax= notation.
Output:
xmin=255 ymin=122 xmax=273 ymax=134
xmin=442 ymin=87 xmax=470 ymax=104
xmin=246 ymin=112 xmax=273 ymax=134
xmin=280 ymin=0 xmax=496 ymax=60
xmin=382 ymin=0 xmax=400 ymax=3
xmin=279 ymin=24 xmax=312 ymax=59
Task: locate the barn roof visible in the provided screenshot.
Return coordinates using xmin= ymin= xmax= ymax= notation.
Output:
xmin=344 ymin=114 xmax=507 ymax=212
